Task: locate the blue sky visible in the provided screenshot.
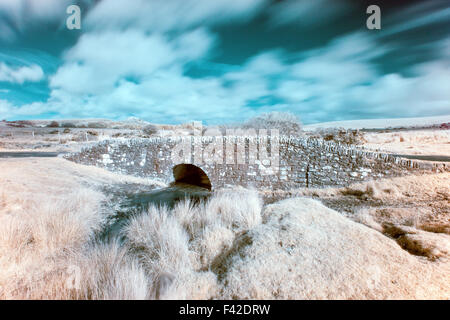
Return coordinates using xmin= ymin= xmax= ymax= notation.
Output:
xmin=0 ymin=0 xmax=449 ymax=124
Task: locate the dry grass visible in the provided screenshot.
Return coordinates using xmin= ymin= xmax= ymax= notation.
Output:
xmin=0 ymin=188 xmax=102 ymax=299
xmin=1 ymin=158 xmax=448 ymax=300
xmin=122 ymin=187 xmax=262 ymax=299
xmin=263 ymin=172 xmax=450 ymax=233
xmin=0 ymin=186 xmax=149 ymax=299
xmin=362 ymin=129 xmax=450 ymax=156
xmin=0 ymin=162 xmax=262 ymax=299
xmin=0 ymin=158 xmax=162 ymax=299
xmin=220 ymin=198 xmax=449 ymax=299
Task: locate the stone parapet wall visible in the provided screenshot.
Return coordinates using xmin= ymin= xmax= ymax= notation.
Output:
xmin=64 ymin=136 xmax=448 ymax=190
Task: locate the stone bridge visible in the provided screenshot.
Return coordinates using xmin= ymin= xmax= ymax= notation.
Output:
xmin=65 ymin=136 xmax=447 ymax=190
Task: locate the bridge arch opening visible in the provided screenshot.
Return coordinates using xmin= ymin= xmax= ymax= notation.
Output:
xmin=172 ymin=164 xmax=212 ymax=190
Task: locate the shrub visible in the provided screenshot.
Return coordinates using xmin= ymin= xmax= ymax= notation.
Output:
xmin=142 ymin=124 xmax=158 ymax=136
xmin=316 ymin=128 xmax=365 ymax=145
xmin=47 ymin=121 xmax=59 ymax=128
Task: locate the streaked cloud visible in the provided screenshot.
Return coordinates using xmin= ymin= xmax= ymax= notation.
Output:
xmin=380 ymin=1 xmax=450 ymax=37
xmin=85 ymin=0 xmax=269 ymax=32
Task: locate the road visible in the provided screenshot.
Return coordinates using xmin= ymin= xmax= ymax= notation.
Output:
xmin=0 ymin=152 xmax=62 ymax=158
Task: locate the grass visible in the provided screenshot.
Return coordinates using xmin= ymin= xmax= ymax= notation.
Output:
xmin=0 ymin=159 xmax=448 ymax=299
xmin=0 ymin=188 xmax=149 ymax=299
xmin=0 ymin=178 xmax=262 ymax=299
xmin=362 ymin=129 xmax=450 ymax=156
xmin=123 ymin=187 xmax=262 ymax=299
xmin=262 ymin=172 xmax=450 ymax=233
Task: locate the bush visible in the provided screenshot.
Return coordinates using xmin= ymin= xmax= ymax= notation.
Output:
xmin=46 ymin=121 xmax=59 ymax=128
xmin=142 ymin=124 xmax=158 ymax=136
xmin=318 ymin=128 xmax=365 ymax=145
xmin=61 ymin=122 xmax=76 ymax=128
xmin=242 ymin=112 xmax=302 ymax=136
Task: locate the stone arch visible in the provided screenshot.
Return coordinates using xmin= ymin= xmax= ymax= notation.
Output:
xmin=172 ymin=164 xmax=212 ymax=190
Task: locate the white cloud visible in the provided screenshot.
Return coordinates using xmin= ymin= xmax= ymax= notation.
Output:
xmin=86 ymin=0 xmax=268 ymax=32
xmin=50 ymin=28 xmax=215 ymax=95
xmin=44 ymin=68 xmax=262 ymax=123
xmin=0 ymin=99 xmax=51 ymax=119
xmin=1 ymin=1 xmax=449 ymax=124
xmin=226 ymin=51 xmax=287 ymax=79
xmin=3 ymin=31 xmax=450 ymax=124
xmin=6 ymin=0 xmax=262 ymax=122
xmin=274 ymin=33 xmax=382 ymax=109
xmin=265 ymin=33 xmax=450 ymax=122
xmin=0 ymin=63 xmax=44 ymax=83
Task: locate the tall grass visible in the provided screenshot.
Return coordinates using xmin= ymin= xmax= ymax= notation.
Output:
xmin=0 ymin=185 xmax=263 ymax=300
xmin=123 ymin=187 xmax=262 ymax=299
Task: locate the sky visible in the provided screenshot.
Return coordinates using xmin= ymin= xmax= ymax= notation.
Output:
xmin=0 ymin=0 xmax=449 ymax=125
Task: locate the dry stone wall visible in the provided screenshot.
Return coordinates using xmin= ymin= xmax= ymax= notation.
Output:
xmin=65 ymin=136 xmax=448 ymax=190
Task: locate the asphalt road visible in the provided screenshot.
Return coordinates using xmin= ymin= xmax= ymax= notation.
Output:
xmin=0 ymin=152 xmax=62 ymax=158
xmin=393 ymin=154 xmax=450 ymax=162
